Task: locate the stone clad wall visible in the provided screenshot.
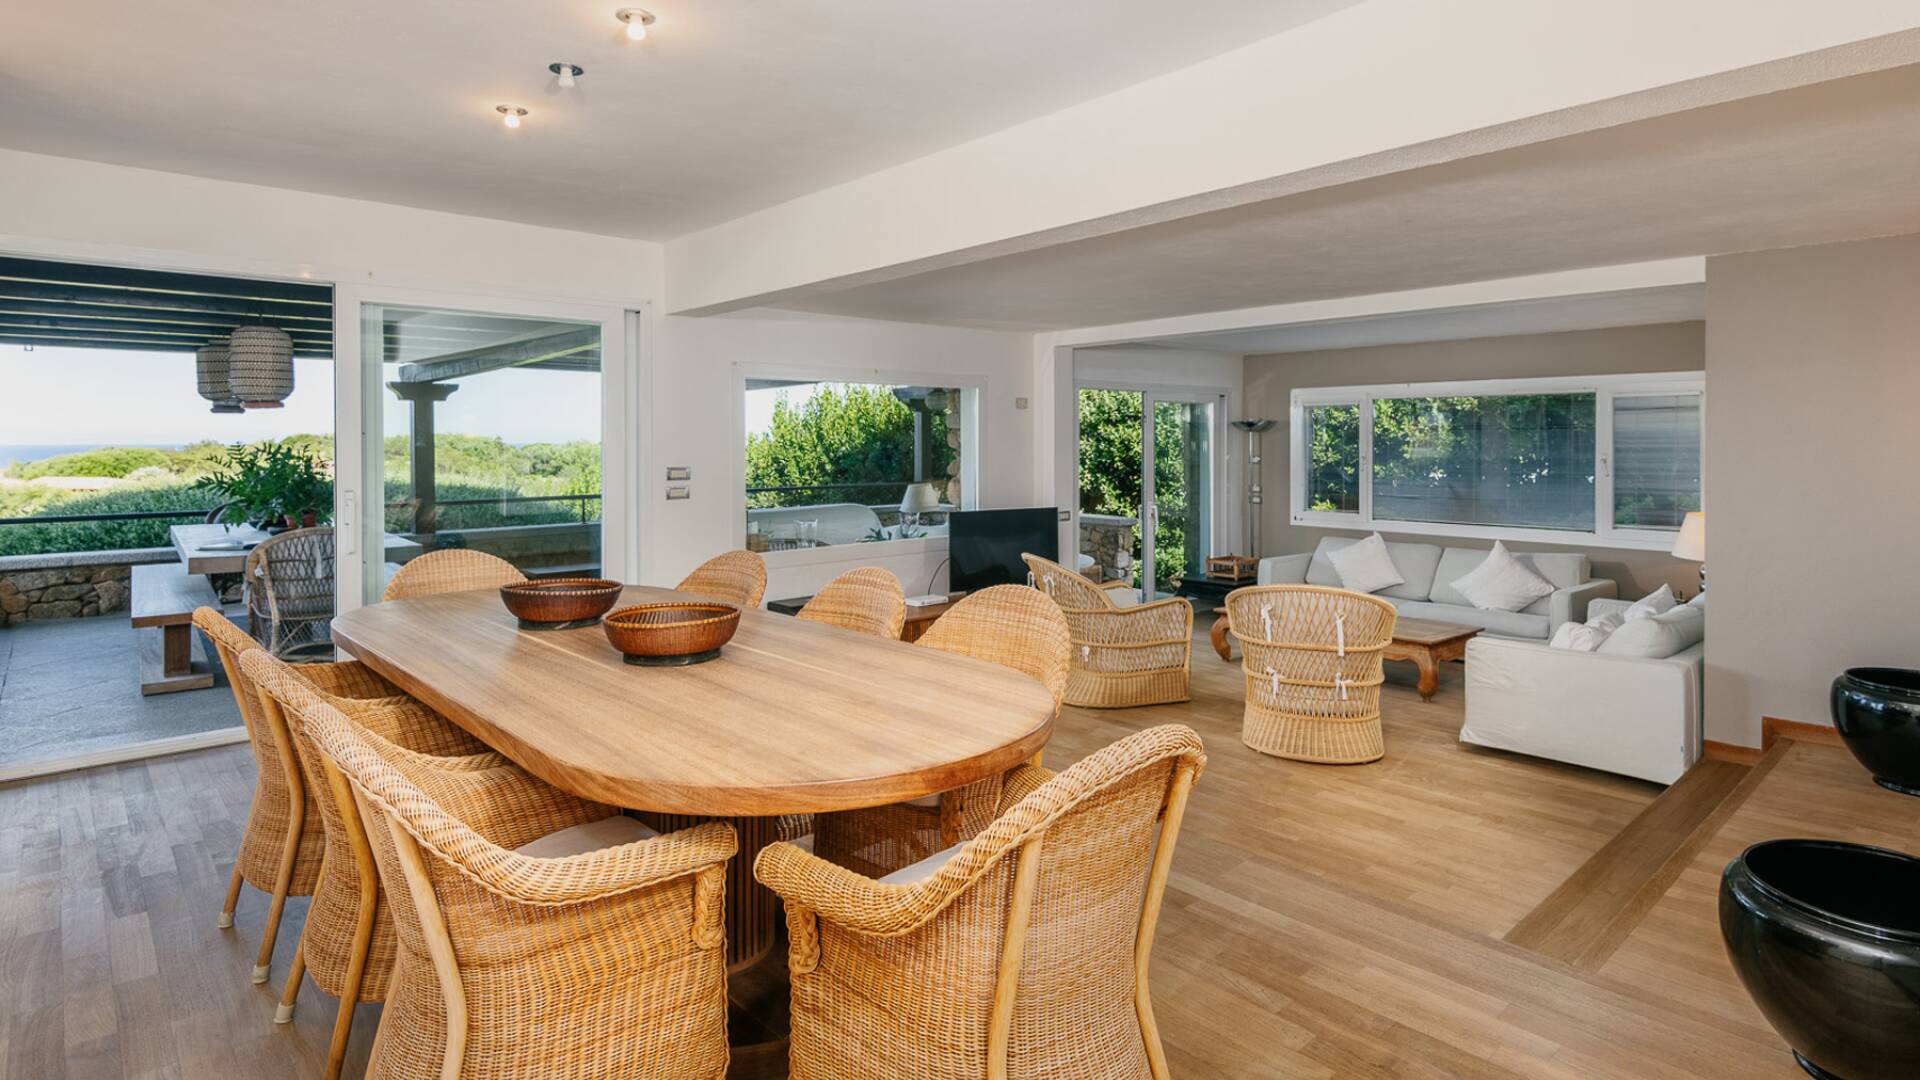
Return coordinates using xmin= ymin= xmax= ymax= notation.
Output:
xmin=0 ymin=548 xmax=175 ymax=625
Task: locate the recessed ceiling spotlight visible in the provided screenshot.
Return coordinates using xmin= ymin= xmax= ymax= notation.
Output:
xmin=617 ymin=8 xmax=655 ymax=41
xmin=496 ymin=105 xmax=528 ymax=129
xmin=549 ymin=62 xmax=584 ymax=89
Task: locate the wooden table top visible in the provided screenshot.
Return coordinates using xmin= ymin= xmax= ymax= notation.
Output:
xmin=330 ymin=585 xmax=1057 ymax=816
xmin=1390 ymin=617 xmax=1483 ymax=646
xmin=171 ymin=523 xmax=422 ymax=576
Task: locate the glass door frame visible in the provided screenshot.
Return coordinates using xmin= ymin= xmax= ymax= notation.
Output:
xmin=331 ymin=282 xmax=636 ymax=616
xmin=1073 ymin=381 xmax=1228 ymax=603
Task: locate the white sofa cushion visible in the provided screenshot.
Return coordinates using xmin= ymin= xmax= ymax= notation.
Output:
xmin=1428 ymin=547 xmax=1587 ymax=615
xmin=1304 ymin=536 xmax=1443 ymax=600
xmin=1621 ymin=584 xmax=1676 ymax=622
xmin=513 ymin=814 xmax=658 ymax=858
xmin=1596 ymin=604 xmax=1705 ymax=659
xmin=1447 ymin=542 xmax=1556 ymax=613
xmin=1326 ymin=534 xmax=1405 ymax=594
xmin=1395 ymin=600 xmax=1551 ymax=640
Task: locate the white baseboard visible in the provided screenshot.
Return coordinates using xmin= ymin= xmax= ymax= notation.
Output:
xmin=0 ymin=726 xmax=249 ymax=784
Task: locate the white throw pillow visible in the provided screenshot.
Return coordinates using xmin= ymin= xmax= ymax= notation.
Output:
xmin=1621 ymin=584 xmax=1676 ymax=623
xmin=1548 ymin=608 xmax=1626 ymax=652
xmin=1448 ymin=542 xmax=1555 ymax=613
xmin=1326 ymin=533 xmax=1405 ymax=595
xmin=1596 ymin=604 xmax=1706 ymax=658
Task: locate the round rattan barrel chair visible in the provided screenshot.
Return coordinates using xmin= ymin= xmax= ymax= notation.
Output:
xmin=241 ymin=649 xmax=486 ymax=1080
xmin=812 ymin=584 xmax=1071 ymax=877
xmin=302 ymin=699 xmax=738 ymax=1080
xmin=194 ymin=605 xmax=328 ymax=984
xmin=756 ymin=723 xmax=1206 ymax=1080
xmin=796 ymin=566 xmax=907 ymax=639
xmin=382 ymin=548 xmax=527 ymax=601
xmin=675 ymin=549 xmax=768 ymax=608
xmin=245 ymin=526 xmax=336 ymax=660
xmin=1022 ymin=553 xmax=1193 ymax=708
xmin=1226 ymin=584 xmax=1398 ymax=765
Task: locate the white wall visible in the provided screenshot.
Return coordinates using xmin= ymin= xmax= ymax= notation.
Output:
xmin=1704 ymin=233 xmax=1920 ymax=747
xmin=649 ymin=310 xmax=1037 ymax=600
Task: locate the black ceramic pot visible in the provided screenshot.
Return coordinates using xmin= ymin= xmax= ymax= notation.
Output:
xmin=1831 ymin=668 xmax=1920 ymax=796
xmin=1720 ymin=839 xmax=1920 ymax=1079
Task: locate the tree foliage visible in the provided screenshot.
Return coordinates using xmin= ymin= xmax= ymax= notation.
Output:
xmin=743 ymin=385 xmax=953 ymax=508
xmin=1076 ymin=389 xmax=1200 ymax=592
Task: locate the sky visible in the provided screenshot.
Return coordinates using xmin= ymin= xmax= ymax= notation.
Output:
xmin=0 ymin=345 xmax=601 ymax=448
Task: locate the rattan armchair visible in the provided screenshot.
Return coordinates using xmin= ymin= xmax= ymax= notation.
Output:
xmin=241 ymin=649 xmax=485 ymax=1080
xmin=1022 ymin=553 xmax=1193 ymax=708
xmin=302 ymin=701 xmax=737 ymax=1080
xmin=246 ymin=526 xmax=336 ymax=660
xmin=195 ymin=606 xmax=327 ymax=984
xmin=383 ymin=548 xmax=527 ymax=601
xmin=797 ymin=566 xmax=906 ymax=639
xmin=756 ymin=723 xmax=1205 ymax=1080
xmin=813 ymin=585 xmax=1071 ymax=876
xmin=1226 ymin=584 xmax=1397 ymax=764
xmin=676 ymin=549 xmax=768 ymax=608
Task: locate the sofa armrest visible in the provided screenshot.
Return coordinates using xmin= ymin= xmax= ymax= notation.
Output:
xmin=1257 ymin=553 xmax=1311 ymax=585
xmin=1586 ymin=597 xmax=1634 ymax=621
xmin=1549 ymin=578 xmax=1618 ymax=627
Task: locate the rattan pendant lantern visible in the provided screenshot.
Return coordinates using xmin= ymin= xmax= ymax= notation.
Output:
xmin=227 ymin=325 xmax=295 ymax=408
xmin=195 ymin=341 xmax=245 ymax=414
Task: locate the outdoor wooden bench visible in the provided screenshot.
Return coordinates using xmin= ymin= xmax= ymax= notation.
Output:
xmin=130 ymin=562 xmax=218 ymax=695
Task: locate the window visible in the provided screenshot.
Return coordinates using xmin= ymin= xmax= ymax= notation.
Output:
xmin=1291 ymin=373 xmax=1701 ymax=549
xmin=742 ymin=377 xmax=976 ymax=549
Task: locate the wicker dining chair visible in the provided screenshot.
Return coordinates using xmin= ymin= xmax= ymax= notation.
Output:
xmin=756 ymin=723 xmax=1206 ymax=1080
xmin=383 ymin=548 xmax=527 ymax=601
xmin=796 ymin=566 xmax=907 ymax=639
xmin=812 ymin=585 xmax=1071 ymax=877
xmin=1226 ymin=584 xmax=1398 ymax=764
xmin=241 ymin=649 xmax=485 ymax=1080
xmin=301 ymin=700 xmax=737 ymax=1080
xmin=195 ymin=606 xmax=328 ymax=984
xmin=1022 ymin=553 xmax=1193 ymax=709
xmin=676 ymin=549 xmax=768 ymax=608
xmin=246 ymin=526 xmax=336 ymax=660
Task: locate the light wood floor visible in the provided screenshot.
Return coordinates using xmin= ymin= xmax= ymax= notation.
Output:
xmin=4 ymin=616 xmax=1912 ymax=1078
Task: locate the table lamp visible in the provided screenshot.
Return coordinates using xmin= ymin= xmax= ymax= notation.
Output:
xmin=1670 ymin=511 xmax=1706 ymax=593
xmin=899 ymin=481 xmax=940 ymax=530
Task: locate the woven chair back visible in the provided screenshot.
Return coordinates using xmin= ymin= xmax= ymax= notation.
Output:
xmin=676 ymin=549 xmax=768 ymax=608
xmin=1227 ymin=585 xmax=1397 ymax=763
xmin=246 ymin=526 xmax=336 ymax=658
xmin=797 ymin=566 xmax=906 ymax=639
xmin=383 ymin=549 xmax=527 ymax=601
xmin=915 ymin=584 xmax=1071 ymax=708
xmin=1021 ymin=552 xmax=1114 ymax=610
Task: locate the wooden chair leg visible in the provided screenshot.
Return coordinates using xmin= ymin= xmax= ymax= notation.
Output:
xmin=274 ymin=940 xmax=307 ymax=1023
xmin=254 ymin=831 xmax=301 ymax=983
xmin=254 ymin=688 xmax=309 ymax=985
xmin=324 ymin=872 xmax=380 ymax=1079
xmin=219 ymin=864 xmax=244 ymax=930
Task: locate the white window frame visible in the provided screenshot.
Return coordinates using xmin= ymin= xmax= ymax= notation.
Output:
xmin=1290 ymin=371 xmax=1703 ymax=551
xmin=732 ymin=361 xmax=985 ymax=564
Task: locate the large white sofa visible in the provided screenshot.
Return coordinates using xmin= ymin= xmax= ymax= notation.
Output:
xmin=1256 ymin=536 xmax=1617 ymax=641
xmin=1460 ymin=597 xmax=1704 ymax=784
xmin=746 ymin=502 xmax=949 ymax=546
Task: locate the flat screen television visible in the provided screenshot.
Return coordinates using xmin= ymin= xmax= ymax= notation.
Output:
xmin=949 ymin=507 xmax=1059 ymax=593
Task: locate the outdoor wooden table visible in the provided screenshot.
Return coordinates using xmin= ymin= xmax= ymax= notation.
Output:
xmin=330 ymin=584 xmax=1057 ymax=1078
xmin=1383 ymin=617 xmax=1482 ymax=701
xmin=170 ymin=523 xmax=423 ymax=576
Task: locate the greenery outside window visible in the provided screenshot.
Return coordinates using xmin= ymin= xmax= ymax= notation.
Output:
xmin=1292 ymin=373 xmax=1702 ymax=550
xmin=742 ymin=376 xmax=976 ymax=550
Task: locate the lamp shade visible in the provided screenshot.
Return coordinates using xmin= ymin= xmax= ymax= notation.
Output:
xmin=900 ymin=481 xmax=941 ymax=514
xmin=1670 ymin=511 xmax=1706 ymax=561
xmin=194 ymin=342 xmax=240 ymax=414
xmin=227 ymin=325 xmax=295 ymax=408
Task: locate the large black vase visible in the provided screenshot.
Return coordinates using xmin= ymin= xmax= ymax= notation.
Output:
xmin=1831 ymin=668 xmax=1920 ymax=796
xmin=1720 ymin=839 xmax=1920 ymax=1079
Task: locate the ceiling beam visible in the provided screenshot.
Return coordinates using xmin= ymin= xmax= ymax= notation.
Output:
xmin=0 ymin=255 xmax=330 ymax=305
xmin=393 ymin=325 xmax=600 ymax=382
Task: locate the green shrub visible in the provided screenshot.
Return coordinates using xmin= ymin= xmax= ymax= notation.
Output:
xmin=8 ymin=447 xmax=172 ymax=480
xmin=0 ymin=482 xmax=212 ymax=555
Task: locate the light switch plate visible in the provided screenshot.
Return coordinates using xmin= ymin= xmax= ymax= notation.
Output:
xmin=666 ymin=466 xmax=691 ymax=481
xmin=666 ymin=486 xmax=690 ymax=500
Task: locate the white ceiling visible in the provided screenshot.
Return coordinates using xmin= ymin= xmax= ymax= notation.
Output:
xmin=777 ymin=62 xmax=1920 ymax=330
xmin=0 ymin=0 xmax=1356 ymax=241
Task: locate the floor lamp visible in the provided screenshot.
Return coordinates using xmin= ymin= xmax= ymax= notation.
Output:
xmin=1230 ymin=419 xmax=1273 ymax=557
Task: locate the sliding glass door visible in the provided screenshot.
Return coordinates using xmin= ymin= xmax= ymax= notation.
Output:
xmin=1076 ymin=387 xmax=1220 ymax=601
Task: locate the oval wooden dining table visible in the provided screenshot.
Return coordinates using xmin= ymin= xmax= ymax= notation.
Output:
xmin=330 ymin=583 xmax=1057 ymax=1077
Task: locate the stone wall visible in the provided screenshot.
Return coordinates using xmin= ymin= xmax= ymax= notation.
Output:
xmin=0 ymin=548 xmax=175 ymax=625
xmin=1078 ymin=514 xmax=1137 ymax=582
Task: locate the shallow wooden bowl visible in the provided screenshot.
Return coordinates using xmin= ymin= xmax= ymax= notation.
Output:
xmin=500 ymin=578 xmax=624 ymax=629
xmin=603 ymin=602 xmax=740 ymax=666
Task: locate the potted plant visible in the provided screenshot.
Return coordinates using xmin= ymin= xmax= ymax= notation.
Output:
xmin=197 ymin=441 xmax=334 ymax=532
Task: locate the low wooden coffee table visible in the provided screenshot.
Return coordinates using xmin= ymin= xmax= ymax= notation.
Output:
xmin=1383 ymin=618 xmax=1481 ymax=701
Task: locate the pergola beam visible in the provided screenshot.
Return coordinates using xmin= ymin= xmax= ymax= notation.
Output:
xmin=394 ymin=325 xmax=600 ymax=383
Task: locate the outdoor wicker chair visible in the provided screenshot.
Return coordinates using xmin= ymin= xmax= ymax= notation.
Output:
xmin=382 ymin=548 xmax=527 ymax=601
xmin=756 ymin=723 xmax=1206 ymax=1080
xmin=797 ymin=566 xmax=906 ymax=639
xmin=245 ymin=526 xmax=336 ymax=660
xmin=675 ymin=549 xmax=768 ymax=608
xmin=241 ymin=649 xmax=485 ymax=1080
xmin=1022 ymin=553 xmax=1193 ymax=708
xmin=303 ymin=700 xmax=737 ymax=1080
xmin=1226 ymin=584 xmax=1397 ymax=764
xmin=195 ymin=606 xmax=327 ymax=984
xmin=812 ymin=585 xmax=1070 ymax=876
